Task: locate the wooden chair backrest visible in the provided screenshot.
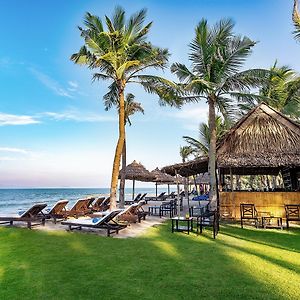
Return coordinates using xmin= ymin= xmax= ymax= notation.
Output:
xmin=21 ymin=203 xmax=47 ymax=218
xmin=50 ymin=200 xmax=68 ymax=214
xmin=240 ymin=204 xmax=257 ymax=218
xmin=93 ymin=197 xmax=106 ymax=208
xmin=133 ymin=193 xmax=142 ymax=202
xmin=140 ymin=193 xmax=147 ymax=201
xmin=285 ymin=204 xmax=300 ymax=218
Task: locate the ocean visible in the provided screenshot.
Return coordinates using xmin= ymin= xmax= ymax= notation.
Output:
xmin=0 ymin=187 xmax=176 ymax=213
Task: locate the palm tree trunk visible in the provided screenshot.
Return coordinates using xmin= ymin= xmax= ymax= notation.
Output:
xmin=208 ymin=95 xmax=218 ymax=210
xmin=119 ymin=138 xmax=126 ymax=209
xmin=110 ymin=81 xmax=126 ymax=210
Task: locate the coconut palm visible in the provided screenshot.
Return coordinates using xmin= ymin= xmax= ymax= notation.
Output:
xmin=167 ymin=19 xmax=268 ymax=209
xmin=183 ymin=116 xmax=227 ymax=156
xmin=179 ymin=146 xmax=193 ymax=163
xmin=105 ymin=93 xmax=144 ymax=208
xmin=71 ymin=7 xmax=170 ymax=209
xmin=293 ymin=0 xmax=300 ymax=41
xmin=238 ymin=62 xmax=300 ymax=120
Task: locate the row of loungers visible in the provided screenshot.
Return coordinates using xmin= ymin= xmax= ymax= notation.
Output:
xmin=0 ymin=197 xmax=149 ymax=236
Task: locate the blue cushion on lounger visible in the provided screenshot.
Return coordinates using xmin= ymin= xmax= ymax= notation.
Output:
xmin=92 ymin=218 xmax=100 ymax=223
xmin=192 ymin=194 xmax=209 ymax=201
xmin=18 ymin=211 xmax=25 ymax=216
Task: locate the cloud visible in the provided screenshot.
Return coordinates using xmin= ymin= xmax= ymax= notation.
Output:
xmin=0 ymin=147 xmax=29 ymax=154
xmin=29 ymin=67 xmax=73 ymax=98
xmin=40 ymin=110 xmax=117 ymax=122
xmin=0 ymin=146 xmax=42 ymax=163
xmin=0 ymin=112 xmax=40 ymax=126
xmin=164 ymin=105 xmax=208 ymax=131
xmin=67 ymin=81 xmax=78 ymax=92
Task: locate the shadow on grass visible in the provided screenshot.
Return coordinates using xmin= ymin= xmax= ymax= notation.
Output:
xmin=221 ymin=224 xmax=300 ymax=253
xmin=0 ymin=223 xmax=299 ymax=299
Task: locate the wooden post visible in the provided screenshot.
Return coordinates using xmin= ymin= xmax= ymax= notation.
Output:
xmin=132 ymin=179 xmax=135 ymax=200
xmin=230 ymin=168 xmax=235 ymax=219
xmin=168 ymin=184 xmax=170 ymax=195
xmin=175 ymin=170 xmax=181 ymax=217
xmin=155 ymin=182 xmax=158 ymax=198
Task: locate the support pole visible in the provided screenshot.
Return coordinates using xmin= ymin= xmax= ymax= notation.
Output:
xmin=230 ymin=168 xmax=235 ymax=219
xmin=155 ymin=182 xmax=158 ymax=199
xmin=168 ymin=184 xmax=170 ymax=195
xmin=175 ymin=170 xmax=181 ymax=217
xmin=132 ymin=179 xmax=135 ymax=200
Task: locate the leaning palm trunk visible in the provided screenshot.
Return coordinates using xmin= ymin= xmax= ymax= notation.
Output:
xmin=110 ymin=84 xmax=126 ymax=210
xmin=208 ymin=96 xmax=218 ymax=210
xmin=119 ymin=138 xmax=126 ymax=208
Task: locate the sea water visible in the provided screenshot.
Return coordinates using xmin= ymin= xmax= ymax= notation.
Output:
xmin=0 ymin=187 xmax=175 ymax=213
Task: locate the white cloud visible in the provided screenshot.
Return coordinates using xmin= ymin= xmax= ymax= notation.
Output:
xmin=41 ymin=110 xmax=116 ymax=122
xmin=29 ymin=67 xmax=73 ymax=98
xmin=0 ymin=112 xmax=40 ymax=126
xmin=0 ymin=147 xmax=29 ymax=154
xmin=164 ymin=105 xmax=208 ymax=131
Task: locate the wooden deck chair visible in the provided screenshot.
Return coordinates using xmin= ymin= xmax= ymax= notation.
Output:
xmin=145 ymin=192 xmax=166 ymax=202
xmin=44 ymin=200 xmax=69 ymax=223
xmin=135 ymin=200 xmax=148 ymax=222
xmin=65 ymin=199 xmax=91 ymax=218
xmin=61 ymin=210 xmax=126 ymax=237
xmin=125 ymin=193 xmax=142 ymax=205
xmin=117 ymin=203 xmax=140 ymax=223
xmin=0 ymin=203 xmax=47 ymax=229
xmin=91 ymin=197 xmax=105 ymax=211
xmin=92 ymin=197 xmax=110 ymax=212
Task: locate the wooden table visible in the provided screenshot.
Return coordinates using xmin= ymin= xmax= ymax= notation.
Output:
xmin=262 ymin=216 xmax=283 ymax=230
xmin=171 ymin=217 xmax=193 ymax=234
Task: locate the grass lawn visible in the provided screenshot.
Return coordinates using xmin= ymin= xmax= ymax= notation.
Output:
xmin=0 ymin=222 xmax=299 ymax=300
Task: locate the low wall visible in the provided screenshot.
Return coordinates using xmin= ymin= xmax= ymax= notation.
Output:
xmin=220 ymin=191 xmax=300 ymax=219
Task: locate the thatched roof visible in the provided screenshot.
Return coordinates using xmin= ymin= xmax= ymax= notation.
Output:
xmin=119 ymin=160 xmax=155 ymax=182
xmin=162 ymin=103 xmax=300 ymax=176
xmin=150 ymin=168 xmax=176 ymax=183
xmin=161 ymin=156 xmax=208 ymax=177
xmin=217 ymin=103 xmax=300 ymax=171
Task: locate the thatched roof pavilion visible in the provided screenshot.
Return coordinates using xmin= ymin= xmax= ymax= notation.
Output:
xmin=217 ymin=103 xmax=300 ymax=175
xmin=119 ymin=160 xmax=155 ymax=199
xmin=162 ymin=103 xmax=300 ymax=179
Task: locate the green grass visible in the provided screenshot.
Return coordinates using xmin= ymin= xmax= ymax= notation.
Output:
xmin=0 ymin=223 xmax=299 ymax=300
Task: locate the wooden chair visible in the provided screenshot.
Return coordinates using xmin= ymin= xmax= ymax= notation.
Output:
xmin=285 ymin=204 xmax=300 ymax=229
xmin=196 ymin=209 xmax=219 ymax=239
xmin=0 ymin=203 xmax=47 ymax=229
xmin=240 ymin=203 xmax=259 ymax=228
xmin=45 ymin=200 xmax=69 ymax=223
xmin=92 ymin=197 xmax=110 ymax=212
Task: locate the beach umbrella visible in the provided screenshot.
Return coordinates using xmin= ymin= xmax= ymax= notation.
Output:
xmin=150 ymin=168 xmax=176 ymax=197
xmin=119 ymin=160 xmax=155 ymax=199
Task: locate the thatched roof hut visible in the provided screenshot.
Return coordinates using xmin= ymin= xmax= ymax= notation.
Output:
xmin=217 ymin=103 xmax=300 ymax=174
xmin=162 ymin=103 xmax=300 ymax=179
xmin=119 ymin=160 xmax=155 ymax=182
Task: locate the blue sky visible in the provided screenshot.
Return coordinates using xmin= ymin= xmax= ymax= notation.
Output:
xmin=0 ymin=0 xmax=298 ymax=187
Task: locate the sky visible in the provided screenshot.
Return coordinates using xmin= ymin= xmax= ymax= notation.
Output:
xmin=0 ymin=0 xmax=298 ymax=188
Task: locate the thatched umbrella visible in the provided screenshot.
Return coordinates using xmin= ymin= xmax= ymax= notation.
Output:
xmin=119 ymin=160 xmax=155 ymax=199
xmin=150 ymin=168 xmax=176 ymax=197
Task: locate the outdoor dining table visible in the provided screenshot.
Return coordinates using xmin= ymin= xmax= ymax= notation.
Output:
xmin=171 ymin=217 xmax=193 ymax=234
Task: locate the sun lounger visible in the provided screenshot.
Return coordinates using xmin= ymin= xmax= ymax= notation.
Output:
xmin=145 ymin=192 xmax=166 ymax=202
xmin=65 ymin=198 xmax=92 ymax=218
xmin=125 ymin=193 xmax=142 ymax=205
xmin=0 ymin=203 xmax=47 ymax=229
xmin=61 ymin=210 xmax=126 ymax=237
xmin=44 ymin=200 xmax=69 ymax=223
xmin=92 ymin=197 xmax=110 ymax=212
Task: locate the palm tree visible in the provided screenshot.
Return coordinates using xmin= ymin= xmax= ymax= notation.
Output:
xmin=179 ymin=146 xmax=193 ymax=163
xmin=183 ymin=116 xmax=227 ymax=156
xmin=71 ymin=7 xmax=170 ymax=209
xmin=238 ymin=62 xmax=300 ymax=120
xmin=105 ymin=93 xmax=144 ymax=208
xmin=169 ymin=19 xmax=268 ymax=209
xmin=293 ymin=0 xmax=300 ymax=41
